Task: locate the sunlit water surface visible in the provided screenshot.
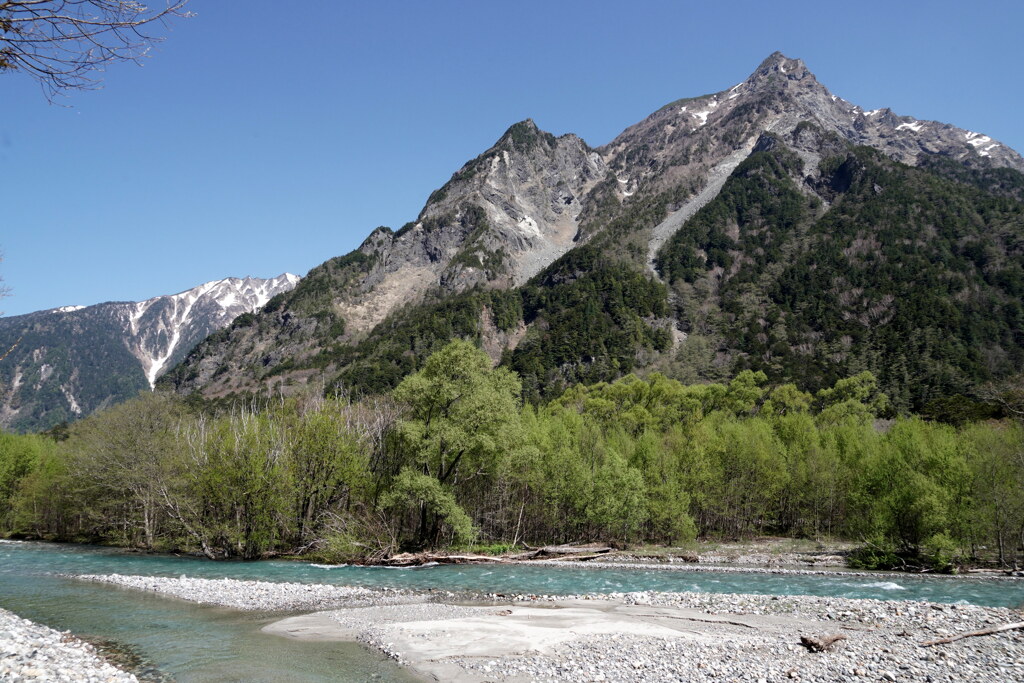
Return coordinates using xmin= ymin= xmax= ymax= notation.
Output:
xmin=1 ymin=539 xmax=1021 ymax=681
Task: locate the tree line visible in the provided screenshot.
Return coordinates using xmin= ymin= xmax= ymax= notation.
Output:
xmin=1 ymin=340 xmax=1022 ymax=570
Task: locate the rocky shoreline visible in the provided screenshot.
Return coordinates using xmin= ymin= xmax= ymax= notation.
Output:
xmin=76 ymin=573 xmax=419 ymax=612
xmin=67 ymin=572 xmax=1024 ymax=682
xmin=537 ymin=556 xmax=1024 ymax=581
xmin=0 ymin=607 xmax=138 ymax=683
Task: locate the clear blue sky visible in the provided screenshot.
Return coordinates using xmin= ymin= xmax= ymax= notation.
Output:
xmin=3 ymin=0 xmax=1022 ymax=315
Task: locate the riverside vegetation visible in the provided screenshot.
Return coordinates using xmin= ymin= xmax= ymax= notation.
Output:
xmin=1 ymin=341 xmax=1023 ymax=572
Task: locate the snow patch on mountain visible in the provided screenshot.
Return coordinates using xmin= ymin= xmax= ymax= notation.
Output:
xmin=61 ymin=385 xmax=82 ymax=415
xmin=123 ymin=274 xmax=300 ymax=387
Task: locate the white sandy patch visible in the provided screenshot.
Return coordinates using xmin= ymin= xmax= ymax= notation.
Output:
xmin=516 ymin=215 xmax=541 ymax=238
xmin=60 ymin=385 xmax=82 ymax=415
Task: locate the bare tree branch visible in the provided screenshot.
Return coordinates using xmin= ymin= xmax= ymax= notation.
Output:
xmin=0 ymin=252 xmax=9 ymax=317
xmin=1 ymin=1 xmax=192 ymax=99
xmin=920 ymin=621 xmax=1024 ymax=647
xmin=979 ymin=374 xmax=1024 ymax=422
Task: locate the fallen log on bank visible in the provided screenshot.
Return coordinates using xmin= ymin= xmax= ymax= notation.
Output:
xmin=920 ymin=622 xmax=1024 ymax=647
xmin=379 ymin=544 xmax=614 ymax=566
xmin=517 ymin=544 xmax=614 ymax=560
xmin=380 ymin=552 xmax=510 ymax=567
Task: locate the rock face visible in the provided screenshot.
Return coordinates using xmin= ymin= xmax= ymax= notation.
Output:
xmin=336 ymin=121 xmax=608 ymax=334
xmin=164 ymin=52 xmax=1024 ymax=406
xmin=0 ymin=274 xmax=298 ymax=431
xmin=606 ymin=52 xmax=1023 ymax=186
xmin=602 ymin=52 xmax=1023 ymax=266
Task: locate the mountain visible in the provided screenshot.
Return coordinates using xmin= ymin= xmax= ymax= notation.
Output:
xmin=0 ymin=274 xmax=299 ymax=432
xmin=163 ymin=53 xmax=1024 ymax=412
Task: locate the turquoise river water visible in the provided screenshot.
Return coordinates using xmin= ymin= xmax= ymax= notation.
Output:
xmin=1 ymin=539 xmax=1022 ymax=681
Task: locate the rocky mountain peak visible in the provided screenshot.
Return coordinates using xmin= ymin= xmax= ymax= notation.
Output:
xmin=604 ymin=52 xmax=1024 ymax=198
xmin=749 ymin=51 xmax=815 ymax=84
xmin=493 ymin=118 xmax=557 ymax=153
xmin=327 ymin=119 xmax=607 ymax=334
xmin=162 ymin=52 xmax=1024 ymax=407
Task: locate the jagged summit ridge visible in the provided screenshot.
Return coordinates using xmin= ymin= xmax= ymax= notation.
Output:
xmin=606 ymin=52 xmax=1022 ymax=189
xmin=321 ymin=52 xmax=1023 ymax=335
xmin=328 ymin=119 xmax=606 ymax=334
xmin=162 ymin=52 xmax=1024 ymax=404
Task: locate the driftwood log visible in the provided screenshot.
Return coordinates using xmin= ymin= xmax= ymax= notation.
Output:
xmin=380 ymin=544 xmax=613 ymax=566
xmin=799 ymin=634 xmax=847 ymax=652
xmin=510 ymin=545 xmax=613 ymax=561
xmin=920 ymin=622 xmax=1024 ymax=647
xmin=534 ymin=544 xmax=613 ymax=557
xmin=380 ymin=552 xmax=509 ymax=566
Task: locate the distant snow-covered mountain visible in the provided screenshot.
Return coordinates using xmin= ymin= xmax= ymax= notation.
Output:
xmin=0 ymin=274 xmax=299 ymax=432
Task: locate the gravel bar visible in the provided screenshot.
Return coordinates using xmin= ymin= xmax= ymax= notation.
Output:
xmin=533 ymin=557 xmax=1024 ymax=580
xmin=76 ymin=574 xmax=417 ymax=611
xmin=0 ymin=607 xmax=138 ymax=683
xmin=448 ymin=591 xmax=1024 ymax=682
xmin=70 ymin=574 xmax=1024 ymax=682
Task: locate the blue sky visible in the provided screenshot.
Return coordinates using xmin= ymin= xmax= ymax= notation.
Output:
xmin=2 ymin=0 xmax=1023 ymax=315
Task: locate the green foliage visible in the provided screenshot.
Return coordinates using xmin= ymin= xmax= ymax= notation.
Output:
xmin=4 ymin=357 xmax=1023 ymax=568
xmin=190 ymin=413 xmax=291 ymax=558
xmin=285 ymin=404 xmax=370 ymax=543
xmin=289 ymin=250 xmax=371 ymax=317
xmin=329 ymin=288 xmax=502 ymax=396
xmin=510 ymin=249 xmax=671 ymax=401
xmin=920 ymin=394 xmax=1003 ymax=426
xmin=389 ymin=340 xmax=525 ymax=547
xmin=381 ymin=469 xmax=476 ymax=546
xmin=655 ymin=139 xmax=1024 ymax=412
xmin=657 ymin=144 xmax=810 ymax=285
xmin=0 ymin=433 xmax=44 ymax=504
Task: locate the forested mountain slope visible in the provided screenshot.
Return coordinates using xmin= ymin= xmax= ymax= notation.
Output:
xmin=163 ymin=53 xmax=1024 ymax=411
xmin=0 ymin=274 xmax=298 ymax=432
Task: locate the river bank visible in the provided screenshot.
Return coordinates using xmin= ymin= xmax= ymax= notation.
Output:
xmin=0 ymin=607 xmax=139 ymax=682
xmin=369 ymin=537 xmax=1024 ymax=577
xmin=74 ymin=573 xmax=1024 ymax=682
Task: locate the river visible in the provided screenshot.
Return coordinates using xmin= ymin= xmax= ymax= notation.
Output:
xmin=2 ymin=539 xmax=1021 ymax=681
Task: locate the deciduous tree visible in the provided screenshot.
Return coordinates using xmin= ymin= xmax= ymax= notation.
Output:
xmin=1 ymin=1 xmax=191 ymax=98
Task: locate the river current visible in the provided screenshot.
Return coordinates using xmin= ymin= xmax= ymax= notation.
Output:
xmin=1 ymin=539 xmax=1021 ymax=681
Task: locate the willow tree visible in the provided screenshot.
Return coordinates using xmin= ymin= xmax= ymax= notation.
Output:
xmin=70 ymin=391 xmax=186 ymax=548
xmin=389 ymin=340 xmax=525 ymax=547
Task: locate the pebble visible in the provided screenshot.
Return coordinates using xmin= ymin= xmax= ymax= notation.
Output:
xmin=0 ymin=607 xmax=137 ymax=682
xmin=67 ymin=572 xmax=1024 ymax=682
xmin=450 ymin=590 xmax=1024 ymax=682
xmin=75 ymin=573 xmax=417 ymax=611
